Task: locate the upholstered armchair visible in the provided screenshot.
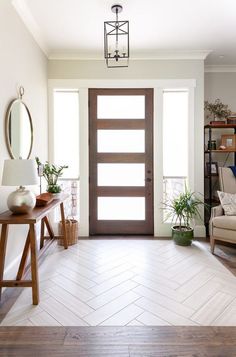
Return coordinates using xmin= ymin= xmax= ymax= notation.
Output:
xmin=210 ymin=167 xmax=236 ymax=254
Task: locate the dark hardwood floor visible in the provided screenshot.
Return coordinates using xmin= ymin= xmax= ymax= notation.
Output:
xmin=1 ymin=326 xmax=236 ymax=356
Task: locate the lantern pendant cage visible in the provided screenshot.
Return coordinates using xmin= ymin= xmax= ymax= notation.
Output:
xmin=104 ymin=4 xmax=129 ymax=68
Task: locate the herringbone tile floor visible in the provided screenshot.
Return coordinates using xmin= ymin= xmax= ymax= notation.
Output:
xmin=1 ymin=239 xmax=236 ymax=326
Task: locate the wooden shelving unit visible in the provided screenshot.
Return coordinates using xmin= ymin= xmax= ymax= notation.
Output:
xmin=204 ymin=124 xmax=236 ymax=234
xmin=205 ymin=149 xmax=236 ymax=153
xmin=205 ymin=124 xmax=236 ymax=129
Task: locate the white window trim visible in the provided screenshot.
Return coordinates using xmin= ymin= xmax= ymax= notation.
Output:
xmin=155 ymin=87 xmax=195 ymax=236
xmin=48 ymin=79 xmax=199 ymax=237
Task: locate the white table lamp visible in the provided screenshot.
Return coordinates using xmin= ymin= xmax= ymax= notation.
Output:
xmin=2 ymin=159 xmax=38 ymax=214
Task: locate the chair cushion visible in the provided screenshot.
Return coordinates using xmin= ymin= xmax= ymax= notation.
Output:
xmin=213 ymin=215 xmax=236 ymax=230
xmin=217 ymin=191 xmax=236 ymax=215
xmin=213 ymin=227 xmax=236 ymax=241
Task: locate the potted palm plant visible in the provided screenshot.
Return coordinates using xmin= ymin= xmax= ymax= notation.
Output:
xmin=163 ymin=186 xmax=205 ymax=246
xmin=36 ymin=157 xmax=68 ymax=194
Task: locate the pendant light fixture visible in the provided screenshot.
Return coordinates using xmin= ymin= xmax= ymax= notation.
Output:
xmin=104 ymin=4 xmax=129 ymax=68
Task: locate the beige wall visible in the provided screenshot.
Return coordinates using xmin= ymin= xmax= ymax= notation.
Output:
xmin=204 ymin=72 xmax=236 ymax=168
xmin=205 ymin=72 xmax=236 ymax=112
xmin=0 ymin=0 xmax=48 ymax=277
xmin=49 ymin=59 xmax=205 ymax=236
xmin=49 ymin=59 xmax=203 ymax=80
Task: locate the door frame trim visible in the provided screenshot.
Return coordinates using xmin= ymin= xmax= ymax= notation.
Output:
xmin=89 ymin=88 xmax=153 ymax=235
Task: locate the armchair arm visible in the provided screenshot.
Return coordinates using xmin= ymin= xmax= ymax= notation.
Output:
xmin=209 ymin=205 xmax=224 ymax=236
xmin=211 ymin=204 xmax=223 ymax=219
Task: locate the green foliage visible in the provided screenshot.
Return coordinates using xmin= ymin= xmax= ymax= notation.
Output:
xmin=35 ymin=157 xmax=68 ymax=193
xmin=47 ymin=184 xmax=62 ymax=194
xmin=204 ymin=99 xmax=231 ymax=119
xmin=163 ymin=185 xmax=206 ymax=231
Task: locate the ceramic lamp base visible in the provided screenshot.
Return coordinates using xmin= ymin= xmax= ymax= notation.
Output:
xmin=7 ymin=186 xmax=36 ymax=214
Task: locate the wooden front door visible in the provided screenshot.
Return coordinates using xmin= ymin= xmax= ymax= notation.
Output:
xmin=89 ymin=88 xmax=153 ymax=235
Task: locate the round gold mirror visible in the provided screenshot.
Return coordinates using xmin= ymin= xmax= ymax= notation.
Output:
xmin=5 ymin=87 xmax=33 ymax=159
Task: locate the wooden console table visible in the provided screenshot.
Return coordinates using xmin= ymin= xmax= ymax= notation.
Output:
xmin=0 ymin=194 xmax=69 ymax=305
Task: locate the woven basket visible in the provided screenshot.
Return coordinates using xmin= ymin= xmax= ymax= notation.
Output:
xmin=58 ymin=219 xmax=78 ymax=246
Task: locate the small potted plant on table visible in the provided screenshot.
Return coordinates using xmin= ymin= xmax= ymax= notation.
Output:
xmin=36 ymin=158 xmax=68 ymax=194
xmin=163 ymin=186 xmax=205 ymax=246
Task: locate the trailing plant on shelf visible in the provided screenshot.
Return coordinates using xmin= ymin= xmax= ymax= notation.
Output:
xmin=204 ymin=99 xmax=231 ymax=120
xmin=35 ymin=157 xmax=68 ymax=194
xmin=162 ymin=185 xmax=206 ymax=246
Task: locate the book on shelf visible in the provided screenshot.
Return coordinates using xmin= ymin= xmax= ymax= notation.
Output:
xmin=210 ymin=120 xmax=226 ymax=125
xmin=227 ymin=116 xmax=236 ymax=124
xmin=227 ymin=113 xmax=236 ymax=119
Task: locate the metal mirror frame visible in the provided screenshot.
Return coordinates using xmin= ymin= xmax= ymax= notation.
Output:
xmin=5 ymin=87 xmax=33 ymax=159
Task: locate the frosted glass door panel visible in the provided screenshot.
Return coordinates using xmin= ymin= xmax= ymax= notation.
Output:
xmin=98 ymin=164 xmax=145 ymax=186
xmin=98 ymin=197 xmax=145 ymax=220
xmin=97 ymin=130 xmax=145 ymax=153
xmin=97 ymin=96 xmax=145 ymax=119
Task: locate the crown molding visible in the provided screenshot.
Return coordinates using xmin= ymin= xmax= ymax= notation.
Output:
xmin=12 ymin=0 xmax=49 ymax=57
xmin=49 ymin=50 xmax=211 ymax=60
xmin=205 ymin=65 xmax=236 ymax=73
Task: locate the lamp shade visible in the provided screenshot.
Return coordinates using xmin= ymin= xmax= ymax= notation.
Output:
xmin=2 ymin=159 xmax=38 ymax=186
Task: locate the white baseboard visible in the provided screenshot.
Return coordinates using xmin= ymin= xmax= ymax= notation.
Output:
xmin=194 ymin=225 xmax=206 ymax=238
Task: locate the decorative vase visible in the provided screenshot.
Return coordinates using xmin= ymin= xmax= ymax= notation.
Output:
xmin=7 ymin=186 xmax=36 ymax=214
xmin=208 ymin=140 xmax=216 ymax=150
xmin=52 ymin=193 xmax=61 ymax=198
xmin=214 ymin=115 xmax=225 ymax=122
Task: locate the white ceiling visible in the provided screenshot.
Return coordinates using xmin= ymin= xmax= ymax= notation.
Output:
xmin=12 ymin=0 xmax=236 ymax=65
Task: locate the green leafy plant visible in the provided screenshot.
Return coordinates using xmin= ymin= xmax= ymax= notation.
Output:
xmin=36 ymin=157 xmax=68 ymax=193
xmin=204 ymin=99 xmax=231 ymax=119
xmin=163 ymin=185 xmax=205 ymax=231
